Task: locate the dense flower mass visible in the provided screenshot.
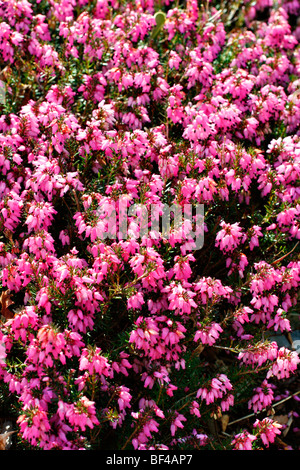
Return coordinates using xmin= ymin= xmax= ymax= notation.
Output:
xmin=0 ymin=0 xmax=299 ymax=451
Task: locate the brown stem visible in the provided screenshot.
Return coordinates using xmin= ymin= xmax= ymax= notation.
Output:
xmin=121 ymin=409 xmax=153 ymax=450
xmin=227 ymin=390 xmax=300 ymax=427
xmin=271 ymin=241 xmax=299 ymax=265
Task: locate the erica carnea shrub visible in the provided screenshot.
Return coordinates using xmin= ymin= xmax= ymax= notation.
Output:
xmin=0 ymin=0 xmax=299 ymax=450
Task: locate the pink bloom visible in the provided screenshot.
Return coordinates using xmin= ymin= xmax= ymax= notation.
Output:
xmin=267 ymin=347 xmax=300 ymax=379
xmin=170 ymin=412 xmax=187 ymax=436
xmin=127 ymin=292 xmax=144 ymax=310
xmin=196 ymin=374 xmax=234 ymax=409
xmin=215 ymin=221 xmax=246 ymax=253
xmin=248 ymin=380 xmax=274 ymax=413
xmin=238 ymin=341 xmax=278 ymax=367
xmin=190 ymin=401 xmax=201 ymax=418
xmin=232 ymin=431 xmax=257 ymax=450
xmin=268 ymin=308 xmax=291 ymax=332
xmin=117 ymin=386 xmax=132 ymax=411
xmin=65 ymin=396 xmax=99 ymax=431
xmin=168 ymin=51 xmax=182 ymax=70
xmin=253 ymin=418 xmax=282 ymax=447
xmin=249 ymin=225 xmax=263 ymax=250
xmin=59 ymin=230 xmax=70 ymax=246
xmin=194 ymin=322 xmax=223 ymax=346
xmin=25 ymin=201 xmax=56 ymax=233
xmin=166 ymin=282 xmax=197 ymax=315
xmin=194 ymin=277 xmax=232 ymax=304
xmin=17 ymin=406 xmax=51 ymax=446
xmin=170 ymin=254 xmax=195 ymax=281
xmin=79 ymin=347 xmax=111 ymax=377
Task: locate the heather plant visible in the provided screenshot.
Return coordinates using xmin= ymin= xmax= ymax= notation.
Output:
xmin=0 ymin=0 xmax=299 ymax=451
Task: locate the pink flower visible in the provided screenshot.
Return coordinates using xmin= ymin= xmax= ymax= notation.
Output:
xmin=4 ymin=306 xmax=39 ymax=343
xmin=169 ymin=254 xmax=195 ymax=281
xmin=183 ymin=110 xmax=215 ymax=142
xmin=127 ymin=292 xmax=145 ymax=310
xmin=37 ymin=287 xmax=51 ymax=316
xmin=268 ymin=308 xmax=291 ymax=332
xmin=17 ymin=406 xmax=51 ymax=446
xmin=168 ymin=51 xmax=182 ymax=70
xmin=248 ymin=380 xmax=274 ymax=413
xmin=166 ymin=282 xmax=197 ymax=315
xmin=170 ymin=412 xmax=187 ymax=436
xmin=59 ymin=230 xmax=70 ymax=246
xmin=194 ymin=322 xmax=223 ymax=346
xmin=189 ymin=401 xmax=201 ymax=418
xmin=25 ymin=201 xmax=56 ymax=233
xmin=117 ymin=386 xmax=132 ymax=411
xmin=253 ymin=418 xmax=282 ymax=447
xmin=215 ymin=221 xmax=246 ymax=253
xmin=267 ymin=347 xmax=300 ymax=379
xmin=249 ymin=225 xmax=263 ymax=250
xmin=194 ymin=277 xmax=232 ymax=304
xmin=196 ymin=374 xmax=234 ymax=410
xmin=232 ymin=431 xmax=257 ymax=450
xmin=65 ymin=396 xmax=99 ymax=431
xmin=79 ymin=347 xmax=111 ymax=377
xmin=238 ymin=341 xmax=278 ymax=367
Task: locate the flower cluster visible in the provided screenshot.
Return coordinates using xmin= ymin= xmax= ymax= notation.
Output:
xmin=231 ymin=418 xmax=282 ymax=450
xmin=0 ymin=0 xmax=299 ymax=451
xmin=196 ymin=374 xmax=234 ymax=412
